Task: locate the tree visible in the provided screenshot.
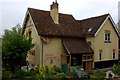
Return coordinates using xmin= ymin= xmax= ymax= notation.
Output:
xmin=117 ymin=20 xmax=120 ymax=32
xmin=2 ymin=24 xmax=34 ymax=72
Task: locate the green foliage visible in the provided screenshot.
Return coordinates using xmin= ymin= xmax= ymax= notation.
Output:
xmin=74 ymin=66 xmax=82 ymax=69
xmin=88 ymin=70 xmax=94 ymax=75
xmin=66 ymin=71 xmax=78 ymax=78
xmin=53 ymin=73 xmax=67 ymax=78
xmin=14 ymin=70 xmax=26 ymax=78
xmin=14 ymin=70 xmax=38 ymax=79
xmin=90 ymin=70 xmax=106 ymax=78
xmin=2 ymin=71 xmax=13 ymax=78
xmin=2 ymin=24 xmax=34 ymax=72
xmin=112 ymin=64 xmax=120 ymax=75
xmin=3 ymin=66 xmax=78 ymax=79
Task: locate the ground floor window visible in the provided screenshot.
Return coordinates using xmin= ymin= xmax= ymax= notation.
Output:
xmin=113 ymin=52 xmax=115 ymax=59
xmin=99 ymin=52 xmax=102 ymax=61
xmin=113 ymin=49 xmax=115 ymax=59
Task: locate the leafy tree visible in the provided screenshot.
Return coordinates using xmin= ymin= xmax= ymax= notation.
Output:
xmin=117 ymin=20 xmax=120 ymax=32
xmin=2 ymin=24 xmax=34 ymax=72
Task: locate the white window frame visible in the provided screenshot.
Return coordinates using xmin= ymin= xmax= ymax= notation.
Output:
xmin=105 ymin=33 xmax=110 ymax=41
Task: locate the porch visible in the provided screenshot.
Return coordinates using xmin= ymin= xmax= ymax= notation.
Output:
xmin=62 ymin=38 xmax=94 ymax=71
xmin=67 ymin=54 xmax=93 ymax=70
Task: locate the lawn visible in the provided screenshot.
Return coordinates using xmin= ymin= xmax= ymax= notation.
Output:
xmin=89 ymin=70 xmax=106 ymax=79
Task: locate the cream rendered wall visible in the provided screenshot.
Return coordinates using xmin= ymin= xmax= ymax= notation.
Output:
xmin=86 ymin=19 xmax=119 ymax=63
xmin=23 ymin=17 xmax=42 ymax=67
xmin=43 ymin=38 xmax=67 ymax=68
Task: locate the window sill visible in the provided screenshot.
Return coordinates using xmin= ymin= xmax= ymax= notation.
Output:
xmin=104 ymin=41 xmax=111 ymax=43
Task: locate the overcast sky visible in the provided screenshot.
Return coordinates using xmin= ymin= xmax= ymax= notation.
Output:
xmin=0 ymin=0 xmax=120 ymax=36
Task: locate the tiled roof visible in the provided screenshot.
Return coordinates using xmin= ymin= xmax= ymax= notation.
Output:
xmin=27 ymin=8 xmax=84 ymax=37
xmin=77 ymin=14 xmax=109 ymax=37
xmin=62 ymin=39 xmax=93 ymax=54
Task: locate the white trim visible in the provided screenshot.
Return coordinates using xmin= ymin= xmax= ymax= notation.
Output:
xmin=94 ymin=15 xmax=120 ymax=37
xmin=63 ymin=42 xmax=71 ymax=54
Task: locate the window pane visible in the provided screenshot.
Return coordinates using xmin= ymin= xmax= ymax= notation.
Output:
xmin=99 ymin=53 xmax=102 ymax=60
xmin=108 ymin=33 xmax=110 ymax=41
xmin=113 ymin=52 xmax=115 ymax=59
xmin=105 ymin=33 xmax=108 ymax=40
xmin=84 ymin=56 xmax=86 ymax=60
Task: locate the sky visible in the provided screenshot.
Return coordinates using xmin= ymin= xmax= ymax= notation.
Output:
xmin=0 ymin=0 xmax=120 ymax=36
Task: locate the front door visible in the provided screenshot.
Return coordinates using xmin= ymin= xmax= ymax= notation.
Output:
xmin=83 ymin=61 xmax=93 ymax=70
xmin=82 ymin=54 xmax=93 ymax=70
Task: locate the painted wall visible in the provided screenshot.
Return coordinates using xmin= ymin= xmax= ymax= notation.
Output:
xmin=86 ymin=19 xmax=119 ymax=63
xmin=23 ymin=16 xmax=42 ymax=67
xmin=43 ymin=38 xmax=67 ymax=68
xmin=23 ymin=16 xmax=67 ymax=68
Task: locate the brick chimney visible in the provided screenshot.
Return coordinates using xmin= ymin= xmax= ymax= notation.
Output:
xmin=50 ymin=1 xmax=59 ymax=24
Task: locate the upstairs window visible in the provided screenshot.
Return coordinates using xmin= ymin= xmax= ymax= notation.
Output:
xmin=29 ymin=31 xmax=32 ymax=38
xmin=104 ymin=30 xmax=111 ymax=43
xmin=28 ymin=28 xmax=32 ymax=38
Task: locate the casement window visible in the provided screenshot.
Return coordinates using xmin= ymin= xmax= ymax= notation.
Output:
xmin=83 ymin=54 xmax=93 ymax=61
xmin=99 ymin=52 xmax=102 ymax=61
xmin=104 ymin=30 xmax=111 ymax=43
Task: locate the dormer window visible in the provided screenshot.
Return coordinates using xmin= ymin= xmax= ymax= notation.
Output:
xmin=104 ymin=30 xmax=111 ymax=43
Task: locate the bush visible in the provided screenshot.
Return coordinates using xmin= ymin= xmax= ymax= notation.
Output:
xmin=53 ymin=73 xmax=67 ymax=78
xmin=14 ymin=70 xmax=26 ymax=78
xmin=66 ymin=71 xmax=78 ymax=78
xmin=74 ymin=66 xmax=82 ymax=69
xmin=112 ymin=64 xmax=120 ymax=75
xmin=52 ymin=66 xmax=62 ymax=73
xmin=2 ymin=71 xmax=13 ymax=78
xmin=88 ymin=70 xmax=94 ymax=75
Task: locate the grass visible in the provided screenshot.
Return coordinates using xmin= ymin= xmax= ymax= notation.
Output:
xmin=90 ymin=70 xmax=106 ymax=78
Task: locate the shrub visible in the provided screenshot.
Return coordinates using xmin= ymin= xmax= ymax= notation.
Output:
xmin=66 ymin=71 xmax=78 ymax=78
xmin=74 ymin=66 xmax=82 ymax=69
xmin=52 ymin=66 xmax=62 ymax=73
xmin=88 ymin=70 xmax=94 ymax=75
xmin=25 ymin=70 xmax=38 ymax=77
xmin=112 ymin=64 xmax=120 ymax=75
xmin=53 ymin=73 xmax=67 ymax=78
xmin=2 ymin=71 xmax=13 ymax=78
xmin=14 ymin=70 xmax=26 ymax=78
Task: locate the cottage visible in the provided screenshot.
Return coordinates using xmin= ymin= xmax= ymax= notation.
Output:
xmin=22 ymin=1 xmax=119 ymax=71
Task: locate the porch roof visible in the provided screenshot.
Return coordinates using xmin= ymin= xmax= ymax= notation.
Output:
xmin=62 ymin=39 xmax=93 ymax=54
